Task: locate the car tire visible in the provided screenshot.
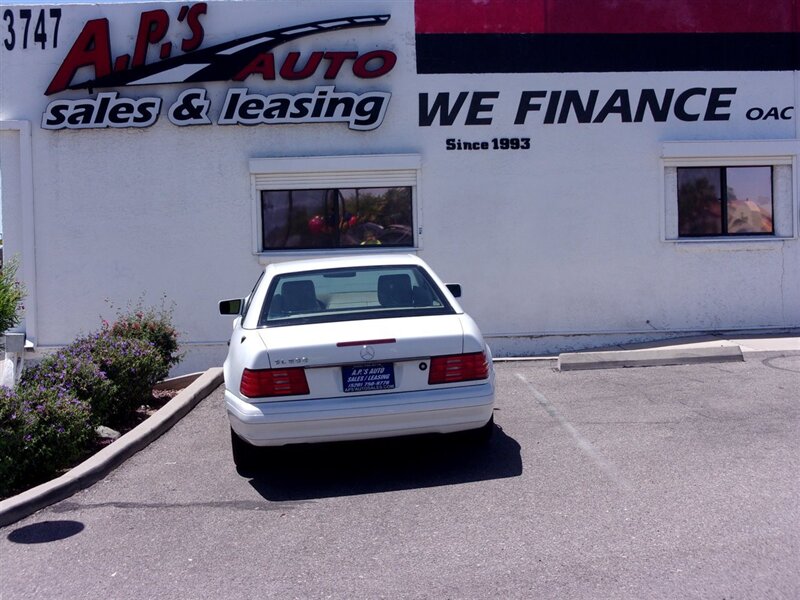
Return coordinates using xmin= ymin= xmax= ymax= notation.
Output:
xmin=230 ymin=427 xmax=259 ymax=472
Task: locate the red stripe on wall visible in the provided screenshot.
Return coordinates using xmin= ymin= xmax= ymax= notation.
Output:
xmin=415 ymin=0 xmax=798 ymax=34
xmin=415 ymin=0 xmax=547 ymax=34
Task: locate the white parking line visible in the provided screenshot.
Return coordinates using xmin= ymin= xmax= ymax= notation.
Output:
xmin=515 ymin=373 xmax=632 ymax=491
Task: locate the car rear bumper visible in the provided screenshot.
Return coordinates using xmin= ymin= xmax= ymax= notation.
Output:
xmin=225 ymin=381 xmax=495 ymax=446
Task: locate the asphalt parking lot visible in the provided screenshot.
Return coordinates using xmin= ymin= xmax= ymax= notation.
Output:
xmin=2 ymin=358 xmax=799 ymax=600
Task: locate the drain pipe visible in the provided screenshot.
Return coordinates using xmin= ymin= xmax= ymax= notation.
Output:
xmin=0 ymin=120 xmax=38 ymax=348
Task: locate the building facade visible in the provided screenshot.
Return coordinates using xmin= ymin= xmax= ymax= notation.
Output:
xmin=1 ymin=0 xmax=798 ymax=373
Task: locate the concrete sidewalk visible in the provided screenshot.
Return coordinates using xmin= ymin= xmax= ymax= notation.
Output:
xmin=557 ymin=331 xmax=800 ymax=371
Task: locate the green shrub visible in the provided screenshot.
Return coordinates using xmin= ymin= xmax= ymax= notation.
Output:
xmin=105 ymin=300 xmax=182 ymax=379
xmin=22 ymin=330 xmax=164 ymax=428
xmin=0 ymin=386 xmax=93 ymax=497
xmin=1 ymin=296 xmax=183 ymax=497
xmin=88 ymin=331 xmax=165 ymax=425
xmin=0 ymin=257 xmax=26 ymax=335
xmin=0 ymin=388 xmax=27 ymax=496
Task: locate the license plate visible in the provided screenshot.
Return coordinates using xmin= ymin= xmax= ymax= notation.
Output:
xmin=342 ymin=363 xmax=395 ymax=393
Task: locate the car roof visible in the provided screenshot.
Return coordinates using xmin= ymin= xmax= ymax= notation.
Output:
xmin=263 ymin=253 xmax=428 ymax=276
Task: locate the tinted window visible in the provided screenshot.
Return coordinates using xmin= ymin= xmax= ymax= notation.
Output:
xmin=261 ymin=187 xmax=413 ymax=250
xmin=258 ymin=265 xmax=453 ymax=327
xmin=678 ymin=166 xmax=773 ymax=236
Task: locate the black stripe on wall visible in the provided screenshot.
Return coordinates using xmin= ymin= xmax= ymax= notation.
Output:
xmin=415 ymin=33 xmax=800 ymax=73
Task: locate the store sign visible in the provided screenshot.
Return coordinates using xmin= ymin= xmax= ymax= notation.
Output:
xmin=41 ymin=4 xmax=394 ymax=131
xmin=418 ymin=89 xmax=795 ymax=127
xmin=418 ymin=88 xmax=794 ymax=152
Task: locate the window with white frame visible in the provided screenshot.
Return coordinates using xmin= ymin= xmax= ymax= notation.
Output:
xmin=250 ymin=155 xmax=421 ymax=253
xmin=662 ymin=141 xmax=795 ymax=241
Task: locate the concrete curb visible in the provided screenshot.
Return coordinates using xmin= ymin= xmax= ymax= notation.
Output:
xmin=558 ymin=346 xmax=745 ymax=371
xmin=0 ymin=367 xmax=224 ymax=528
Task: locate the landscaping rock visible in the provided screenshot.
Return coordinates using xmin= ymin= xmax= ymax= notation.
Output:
xmin=95 ymin=426 xmax=121 ymax=441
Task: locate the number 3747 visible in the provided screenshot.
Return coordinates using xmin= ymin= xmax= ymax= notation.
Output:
xmin=3 ymin=8 xmax=62 ymax=51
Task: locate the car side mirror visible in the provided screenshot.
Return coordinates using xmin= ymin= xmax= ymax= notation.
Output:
xmin=445 ymin=284 xmax=462 ymax=298
xmin=219 ymin=298 xmax=243 ymax=315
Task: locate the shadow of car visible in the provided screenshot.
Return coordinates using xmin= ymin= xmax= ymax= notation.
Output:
xmin=242 ymin=419 xmax=521 ymax=502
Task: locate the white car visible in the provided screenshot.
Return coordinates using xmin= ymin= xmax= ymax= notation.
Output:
xmin=219 ymin=254 xmax=495 ymax=469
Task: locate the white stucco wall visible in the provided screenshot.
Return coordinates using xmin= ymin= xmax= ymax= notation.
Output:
xmin=1 ymin=0 xmax=798 ymax=373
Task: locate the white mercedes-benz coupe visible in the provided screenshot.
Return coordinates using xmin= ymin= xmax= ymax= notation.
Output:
xmin=219 ymin=254 xmax=495 ymax=469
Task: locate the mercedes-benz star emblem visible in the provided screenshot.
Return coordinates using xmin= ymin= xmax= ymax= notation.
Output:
xmin=360 ymin=345 xmax=375 ymax=361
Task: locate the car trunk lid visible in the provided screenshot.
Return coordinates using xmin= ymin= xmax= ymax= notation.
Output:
xmin=254 ymin=315 xmax=466 ymax=398
xmin=256 ymin=315 xmax=464 ymax=367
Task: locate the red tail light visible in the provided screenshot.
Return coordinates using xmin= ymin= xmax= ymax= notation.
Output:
xmin=240 ymin=367 xmax=310 ymax=398
xmin=428 ymin=352 xmax=489 ymax=384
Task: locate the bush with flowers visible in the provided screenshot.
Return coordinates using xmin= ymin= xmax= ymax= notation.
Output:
xmin=0 ymin=301 xmax=182 ymax=498
xmin=21 ymin=330 xmax=165 ymax=427
xmin=0 ymin=385 xmax=93 ymax=497
xmin=104 ymin=299 xmax=182 ymax=381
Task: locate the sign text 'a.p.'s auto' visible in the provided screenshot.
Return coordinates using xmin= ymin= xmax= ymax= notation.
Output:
xmin=40 ymin=3 xmax=395 ymax=131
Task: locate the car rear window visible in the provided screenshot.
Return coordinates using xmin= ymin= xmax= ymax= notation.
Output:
xmin=258 ymin=265 xmax=455 ymax=327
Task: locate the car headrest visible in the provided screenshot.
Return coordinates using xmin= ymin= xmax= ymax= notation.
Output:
xmin=377 ymin=274 xmax=413 ymax=308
